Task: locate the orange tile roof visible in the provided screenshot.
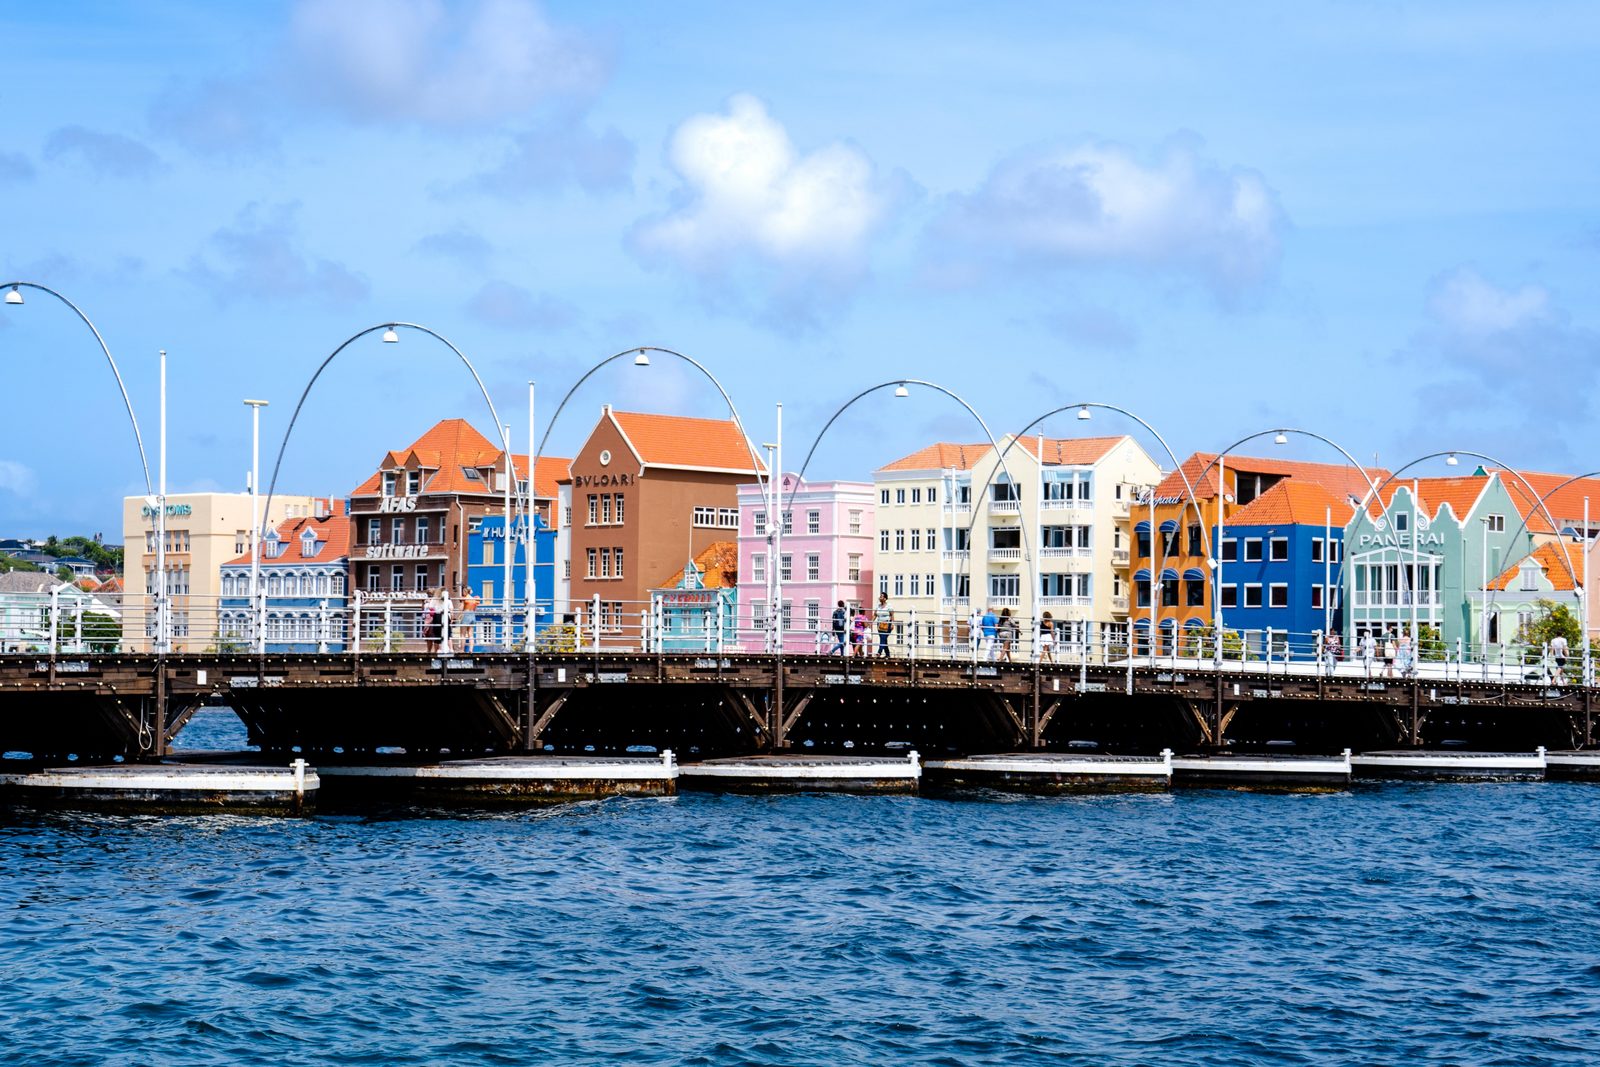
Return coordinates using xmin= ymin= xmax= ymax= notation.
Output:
xmin=1360 ymin=473 xmax=1559 ymax=532
xmin=1497 ymin=470 xmax=1600 ymax=536
xmin=1486 ymin=542 xmax=1582 ymax=592
xmin=662 ymin=540 xmax=738 ymax=589
xmin=878 ymin=435 xmax=1126 ymax=474
xmin=349 ymin=418 xmax=570 ymax=499
xmin=1154 ymin=452 xmax=1389 ymax=503
xmin=223 ymin=501 xmax=350 ymax=567
xmin=609 ymin=409 xmax=765 ymax=473
xmin=1225 ymin=479 xmax=1355 ymax=527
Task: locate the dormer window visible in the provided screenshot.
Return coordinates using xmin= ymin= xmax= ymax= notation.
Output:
xmin=264 ymin=531 xmax=283 ymax=559
xmin=300 ymin=530 xmax=317 ymax=558
xmin=382 ymin=471 xmax=397 ymax=496
xmin=406 ymin=471 xmax=422 ymax=495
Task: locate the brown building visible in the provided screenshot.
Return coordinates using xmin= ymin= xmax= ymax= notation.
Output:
xmin=564 ymin=406 xmax=764 ymax=640
xmin=348 ymin=418 xmax=568 ymax=643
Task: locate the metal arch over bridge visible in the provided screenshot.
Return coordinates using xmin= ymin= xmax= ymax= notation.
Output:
xmin=1 ymin=649 xmax=1592 ymax=764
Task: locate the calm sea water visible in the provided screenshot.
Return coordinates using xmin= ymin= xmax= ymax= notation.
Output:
xmin=3 ymin=711 xmax=1599 ymax=1065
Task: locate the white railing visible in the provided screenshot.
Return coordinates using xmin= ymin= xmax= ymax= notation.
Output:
xmin=988 ymin=547 xmax=1024 ymax=561
xmin=989 ymin=499 xmax=1022 ymax=513
xmin=941 ymin=549 xmax=970 ymax=563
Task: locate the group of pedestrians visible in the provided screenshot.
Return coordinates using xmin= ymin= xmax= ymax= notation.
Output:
xmin=1355 ymin=627 xmax=1417 ymax=678
xmin=966 ymin=605 xmax=1029 ymax=663
xmin=828 ymin=593 xmax=895 ymax=657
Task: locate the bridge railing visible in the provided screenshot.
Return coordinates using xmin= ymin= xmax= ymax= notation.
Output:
xmin=0 ymin=591 xmax=1587 ymax=687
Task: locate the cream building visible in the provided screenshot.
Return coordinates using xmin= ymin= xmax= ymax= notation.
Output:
xmin=122 ymin=492 xmax=320 ymax=651
xmin=873 ymin=435 xmax=1159 ymax=653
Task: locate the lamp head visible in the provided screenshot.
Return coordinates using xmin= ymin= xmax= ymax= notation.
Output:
xmin=1445 ymin=453 xmax=1459 ymax=466
xmin=381 ymin=327 xmax=399 ymax=344
xmin=4 ymin=286 xmax=22 ymax=305
xmin=1273 ymin=432 xmax=1289 ymax=445
xmin=633 ymin=349 xmax=651 ymax=366
xmin=1076 ymin=406 xmax=1091 ymax=421
xmin=893 ymin=383 xmax=909 ymax=398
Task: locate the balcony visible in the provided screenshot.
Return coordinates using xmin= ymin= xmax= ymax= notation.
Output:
xmin=941 ymin=549 xmax=970 ymax=564
xmin=1111 ymin=548 xmax=1130 ymax=566
xmin=1110 ymin=595 xmax=1129 ymax=614
xmin=988 ymin=547 xmax=1023 ymax=562
xmin=1041 ymin=498 xmax=1092 ymax=511
xmin=988 ymin=596 xmax=1021 ymax=608
xmin=989 ymin=498 xmax=1022 ymax=514
xmin=1040 ymin=595 xmax=1091 ymax=608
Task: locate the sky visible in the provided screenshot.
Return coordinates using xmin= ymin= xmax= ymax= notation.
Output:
xmin=1 ymin=0 xmax=1597 ymax=539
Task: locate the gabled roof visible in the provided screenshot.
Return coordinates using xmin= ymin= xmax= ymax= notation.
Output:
xmin=1497 ymin=470 xmax=1600 ymax=537
xmin=223 ymin=502 xmax=350 ymax=567
xmin=662 ymin=540 xmax=738 ymax=590
xmin=1487 ymin=542 xmax=1582 ymax=592
xmin=0 ymin=571 xmax=56 ymax=594
xmin=350 ymin=418 xmax=570 ymax=499
xmin=1225 ymin=479 xmax=1355 ymax=527
xmin=600 ymin=408 xmax=765 ymax=474
xmin=878 ymin=442 xmax=992 ymax=473
xmin=1154 ymin=452 xmax=1388 ymax=503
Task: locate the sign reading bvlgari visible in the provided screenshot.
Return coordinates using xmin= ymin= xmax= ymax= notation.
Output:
xmin=571 ymin=472 xmax=634 ymax=488
xmin=364 ymin=544 xmax=429 ymax=559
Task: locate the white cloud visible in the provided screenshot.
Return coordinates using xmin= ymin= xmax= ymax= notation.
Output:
xmin=931 ymin=138 xmax=1285 ymax=294
xmin=289 ymin=0 xmax=607 ymax=127
xmin=1428 ymin=268 xmax=1551 ymax=337
xmin=631 ymin=95 xmax=891 ymax=275
xmin=0 ymin=459 xmax=37 ymax=495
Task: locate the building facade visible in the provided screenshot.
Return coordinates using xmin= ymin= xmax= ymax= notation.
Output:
xmin=874 ymin=436 xmax=1158 ymax=653
xmin=736 ymin=476 xmax=875 ymax=651
xmin=121 ymin=491 xmax=318 ymax=652
xmin=463 ymin=513 xmax=557 ymax=648
xmin=218 ymin=501 xmax=350 ymax=652
xmin=346 ymin=418 xmax=567 ymax=650
xmin=563 ymin=406 xmax=764 ymax=646
xmin=651 ymin=541 xmax=738 ymax=651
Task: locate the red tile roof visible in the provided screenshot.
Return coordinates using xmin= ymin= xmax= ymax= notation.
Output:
xmin=878 ymin=435 xmax=1126 ymax=473
xmin=609 ymin=409 xmax=765 ymax=473
xmin=1487 ymin=542 xmax=1582 ymax=592
xmin=1154 ymin=452 xmax=1388 ymax=503
xmin=223 ymin=500 xmax=350 ymax=567
xmin=663 ymin=540 xmax=738 ymax=590
xmin=349 ymin=418 xmax=570 ymax=500
xmin=1225 ymin=479 xmax=1356 ymax=527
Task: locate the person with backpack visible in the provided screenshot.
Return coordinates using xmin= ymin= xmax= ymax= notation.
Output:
xmin=830 ymin=600 xmax=848 ymax=656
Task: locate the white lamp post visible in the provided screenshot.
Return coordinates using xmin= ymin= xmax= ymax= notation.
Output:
xmin=244 ymin=399 xmax=269 ymax=653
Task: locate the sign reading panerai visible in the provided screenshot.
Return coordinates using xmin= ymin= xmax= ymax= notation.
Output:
xmin=1356 ymin=530 xmax=1446 ymax=549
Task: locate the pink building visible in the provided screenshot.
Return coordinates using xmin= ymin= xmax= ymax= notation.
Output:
xmin=737 ymin=476 xmax=875 ymax=652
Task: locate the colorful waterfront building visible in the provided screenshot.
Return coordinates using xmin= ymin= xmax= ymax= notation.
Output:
xmin=462 ymin=513 xmax=557 ymax=648
xmin=1470 ymin=542 xmax=1588 ymax=661
xmin=562 ymin=406 xmax=764 ymax=646
xmin=651 ymin=541 xmax=739 ymax=651
xmin=1207 ymin=481 xmax=1351 ymax=658
xmin=735 ymin=476 xmax=875 ymax=651
xmin=1127 ymin=453 xmax=1382 ymax=655
xmin=874 ymin=435 xmax=1159 ymax=653
xmin=218 ymin=502 xmax=350 ymax=652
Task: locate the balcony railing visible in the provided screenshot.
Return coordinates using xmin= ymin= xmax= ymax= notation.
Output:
xmin=1041 ymin=498 xmax=1092 ymax=511
xmin=941 ymin=549 xmax=970 ymax=563
xmin=988 ymin=547 xmax=1023 ymax=561
xmin=1040 ymin=595 xmax=1092 ymax=608
xmin=989 ymin=499 xmax=1022 ymax=514
xmin=987 ymin=596 xmax=1021 ymax=608
xmin=1039 ymin=546 xmax=1092 ymax=559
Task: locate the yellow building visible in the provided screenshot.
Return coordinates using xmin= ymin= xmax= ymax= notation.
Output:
xmin=873 ymin=435 xmax=1159 ymax=653
xmin=121 ymin=492 xmax=320 ymax=651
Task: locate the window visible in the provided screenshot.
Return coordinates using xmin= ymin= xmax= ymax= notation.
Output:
xmin=910 ymin=574 xmax=921 ymax=596
xmin=1330 ymin=540 xmax=1342 ymax=563
xmin=1220 ymin=538 xmax=1237 ymax=563
xmin=893 ymin=574 xmax=905 ymax=596
xmin=847 ymin=554 xmax=862 ymax=582
xmin=301 ymin=532 xmax=316 ymax=558
xmin=367 ymin=567 xmax=380 ymax=592
xmin=781 ymin=601 xmax=793 ymax=629
xmin=807 ymin=554 xmax=820 ymax=581
xmin=1520 ymin=565 xmax=1538 ymax=591
xmin=392 ymin=517 xmax=406 ymax=544
xmin=807 ymin=510 xmax=821 ymax=534
xmin=1136 ymin=530 xmax=1152 ymax=558
xmin=599 ymin=548 xmax=611 ymax=578
xmin=989 ymin=573 xmax=1020 ymax=599
xmin=910 ymin=529 xmax=921 ymax=551
xmin=586 ymin=547 xmax=597 ymax=578
xmin=601 ymin=494 xmax=611 ymax=525
xmin=614 ymin=548 xmax=624 ymax=578
xmin=483 ymin=540 xmax=495 ymax=566
xmin=880 ymin=530 xmax=890 ymax=552
xmin=911 ymin=488 xmax=921 ymax=504
xmin=1186 ymin=524 xmax=1203 ymax=556
xmin=1220 ymin=584 xmax=1237 ymax=608
xmin=879 ymin=574 xmax=889 ymax=596
xmin=928 ymin=485 xmax=937 ymax=503
xmin=693 ymin=506 xmax=722 ymax=528
xmin=1187 ymin=580 xmax=1205 ymax=607
xmin=880 ymin=489 xmax=889 ymax=505
xmin=992 ymin=477 xmax=1020 ymax=504
xmin=1269 ymin=584 xmax=1288 ymax=608
xmin=926 ymin=574 xmax=934 ymax=595
xmin=1395 ymin=512 xmax=1409 ymax=532
xmin=848 ymin=510 xmax=863 ymax=534
xmin=752 ymin=554 xmax=766 ymax=583
xmin=752 ymin=600 xmax=766 ymax=631
xmin=1244 ymin=584 xmax=1263 ymax=608
xmin=806 ymin=600 xmax=821 ymax=631
xmin=235 ymin=530 xmax=247 ymax=555
xmin=1244 ymin=539 xmax=1263 ymax=562
xmin=1312 ymin=538 xmax=1324 ymax=563
xmin=782 ymin=512 xmax=793 ymax=535
xmin=896 ymin=489 xmax=906 ymax=504
xmin=416 ymin=516 xmax=430 ymax=545
xmin=406 ymin=471 xmax=421 ymax=495
xmin=390 ymin=566 xmax=404 ymax=592
xmin=383 ymin=471 xmax=397 ymax=497
xmin=1161 ymin=575 xmax=1178 ymax=607
xmin=415 ymin=564 xmax=430 ymax=591
xmin=1311 ymin=586 xmax=1324 ymax=609
xmin=754 ymin=511 xmax=767 ymax=535
xmin=614 ymin=495 xmax=625 ymax=525
xmin=1269 ymin=537 xmax=1288 ymax=562
xmin=926 ymin=528 xmax=936 ymax=550
xmin=587 ymin=495 xmax=598 ymax=525
xmin=780 ymin=554 xmax=793 ymax=581
xmin=718 ymin=508 xmax=738 ymax=528
xmin=1135 ymin=577 xmax=1151 ymax=608
xmin=1487 ymin=514 xmax=1506 ymax=533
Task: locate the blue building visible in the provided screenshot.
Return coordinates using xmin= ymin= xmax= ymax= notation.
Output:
xmin=464 ymin=513 xmax=557 ymax=649
xmin=649 ymin=541 xmax=738 ymax=651
xmin=219 ymin=503 xmax=350 ymax=652
xmin=1214 ymin=481 xmax=1348 ymax=659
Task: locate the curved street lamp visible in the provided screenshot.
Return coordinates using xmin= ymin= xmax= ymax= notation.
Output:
xmin=261 ymin=322 xmax=520 ymax=652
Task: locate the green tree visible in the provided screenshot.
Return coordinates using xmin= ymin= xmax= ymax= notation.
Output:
xmin=1516 ymin=598 xmax=1582 ymax=650
xmin=1416 ymin=622 xmax=1446 ymax=662
xmin=53 ymin=609 xmax=121 ymax=652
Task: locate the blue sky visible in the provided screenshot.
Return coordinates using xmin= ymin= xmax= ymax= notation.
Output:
xmin=2 ymin=1 xmax=1596 ymax=538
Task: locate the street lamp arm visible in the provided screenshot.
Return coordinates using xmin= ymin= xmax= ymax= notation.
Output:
xmin=3 ymin=280 xmax=152 ymax=495
xmin=262 ymin=322 xmax=513 ymax=542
